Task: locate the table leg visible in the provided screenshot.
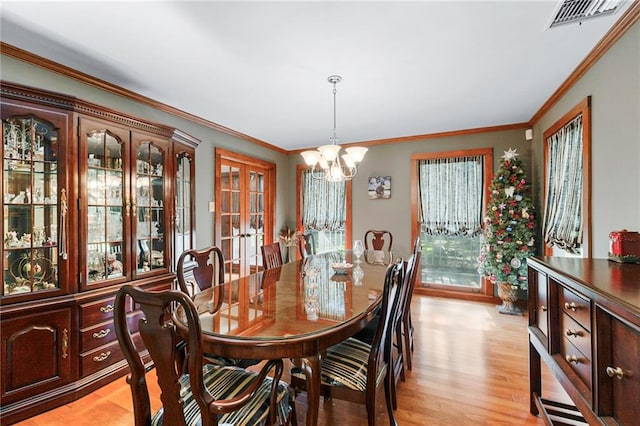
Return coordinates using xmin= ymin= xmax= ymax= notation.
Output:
xmin=301 ymin=354 xmax=321 ymax=426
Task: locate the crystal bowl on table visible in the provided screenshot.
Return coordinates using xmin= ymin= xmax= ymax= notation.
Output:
xmin=331 ymin=262 xmax=353 ymax=275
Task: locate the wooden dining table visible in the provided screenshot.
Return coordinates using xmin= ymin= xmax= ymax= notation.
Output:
xmin=174 ymin=250 xmax=389 ymax=426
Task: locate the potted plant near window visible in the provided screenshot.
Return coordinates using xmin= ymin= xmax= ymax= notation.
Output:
xmin=279 ymin=226 xmax=299 ymax=262
xmin=478 ymin=148 xmax=536 ymax=315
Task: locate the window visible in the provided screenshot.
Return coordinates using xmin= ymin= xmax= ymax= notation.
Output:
xmin=296 ymin=166 xmax=352 ymax=254
xmin=411 ymin=148 xmax=493 ymax=297
xmin=543 ymin=97 xmax=591 ymax=257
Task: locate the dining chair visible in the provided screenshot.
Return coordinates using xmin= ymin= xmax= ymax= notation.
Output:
xmin=177 ymin=245 xmax=224 ymax=302
xmin=113 ymin=285 xmax=296 ymax=426
xmin=401 ymin=237 xmax=422 ymax=372
xmin=364 ymin=229 xmax=393 ymax=265
xmin=297 ymin=232 xmax=316 ymax=259
xmin=177 ymin=245 xmax=259 ymax=369
xmin=261 ymin=241 xmax=284 ymax=269
xmin=290 ymin=260 xmax=405 ymax=426
xmin=389 ymin=242 xmax=421 ymax=409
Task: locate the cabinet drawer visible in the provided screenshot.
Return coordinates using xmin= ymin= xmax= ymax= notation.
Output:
xmin=560 ymin=312 xmax=591 ymax=359
xmin=80 ymin=297 xmax=117 ymax=326
xmin=81 ymin=339 xmax=123 ymax=377
xmin=80 ymin=295 xmax=136 ymax=327
xmin=81 ymin=320 xmax=116 ymax=353
xmin=81 ymin=331 xmax=146 ymax=377
xmin=561 ymin=337 xmax=592 ymax=390
xmin=80 ymin=310 xmax=144 ymax=353
xmin=559 ymin=286 xmax=591 ymax=331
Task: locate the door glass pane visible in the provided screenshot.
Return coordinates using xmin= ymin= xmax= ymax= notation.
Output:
xmin=86 ymin=130 xmax=124 ymax=283
xmin=174 ymin=154 xmax=192 ymax=266
xmin=3 ymin=115 xmax=61 ymax=295
xmin=136 ymin=142 xmax=165 ymax=273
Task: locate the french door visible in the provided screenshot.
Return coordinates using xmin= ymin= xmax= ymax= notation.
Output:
xmin=215 ymin=149 xmax=275 ymax=280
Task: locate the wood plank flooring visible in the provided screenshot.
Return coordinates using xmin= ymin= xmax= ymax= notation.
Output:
xmin=14 ymin=296 xmax=569 ymax=425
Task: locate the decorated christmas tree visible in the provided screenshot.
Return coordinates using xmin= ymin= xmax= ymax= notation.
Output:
xmin=478 ymin=148 xmax=535 ymax=314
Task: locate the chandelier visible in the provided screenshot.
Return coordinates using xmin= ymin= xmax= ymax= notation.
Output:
xmin=300 ymin=75 xmax=367 ymax=182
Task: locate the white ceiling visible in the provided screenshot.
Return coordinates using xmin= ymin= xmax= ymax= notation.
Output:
xmin=0 ymin=1 xmax=632 ymax=151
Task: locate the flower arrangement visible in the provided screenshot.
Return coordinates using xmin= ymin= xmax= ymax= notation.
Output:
xmin=279 ymin=227 xmax=300 ymax=247
xmin=478 ymin=148 xmax=535 ymax=290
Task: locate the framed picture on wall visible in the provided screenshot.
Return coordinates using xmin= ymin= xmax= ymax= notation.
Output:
xmin=368 ymin=176 xmax=391 ymax=199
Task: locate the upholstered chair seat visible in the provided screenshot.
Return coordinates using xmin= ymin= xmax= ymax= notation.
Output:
xmin=291 ymin=337 xmax=376 ymax=393
xmin=151 ymin=364 xmax=293 ymax=426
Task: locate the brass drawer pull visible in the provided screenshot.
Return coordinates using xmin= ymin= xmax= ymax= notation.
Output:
xmin=564 ymin=302 xmax=578 ymax=311
xmin=99 ymin=304 xmax=114 ymax=313
xmin=93 ymin=351 xmax=111 ymax=362
xmin=92 ymin=329 xmax=111 ymax=339
xmin=62 ymin=329 xmax=69 ymax=359
xmin=566 ymin=354 xmax=580 ymax=364
xmin=565 ymin=329 xmax=582 ymax=337
xmin=606 ymin=366 xmax=625 ymax=380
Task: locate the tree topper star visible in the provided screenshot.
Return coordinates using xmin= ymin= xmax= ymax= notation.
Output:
xmin=502 ymin=148 xmax=519 ymax=160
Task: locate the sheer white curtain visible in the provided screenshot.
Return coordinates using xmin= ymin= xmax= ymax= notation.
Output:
xmin=543 ymin=114 xmax=583 ymax=252
xmin=418 ymin=156 xmax=483 ymax=236
xmin=302 ymin=171 xmax=346 ymax=231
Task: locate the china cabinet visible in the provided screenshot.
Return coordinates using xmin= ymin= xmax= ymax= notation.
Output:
xmin=0 ymin=82 xmax=199 ymax=424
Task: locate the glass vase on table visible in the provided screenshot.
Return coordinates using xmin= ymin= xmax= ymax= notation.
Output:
xmin=352 ymin=239 xmax=364 ymax=264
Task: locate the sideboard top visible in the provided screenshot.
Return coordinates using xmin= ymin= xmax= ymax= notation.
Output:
xmin=529 ymin=256 xmax=640 ymax=319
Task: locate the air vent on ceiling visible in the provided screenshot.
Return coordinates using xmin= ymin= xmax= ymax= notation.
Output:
xmin=550 ymin=0 xmax=622 ymax=27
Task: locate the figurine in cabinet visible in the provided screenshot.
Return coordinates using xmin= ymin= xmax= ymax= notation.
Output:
xmin=4 ymin=231 xmax=19 ymax=247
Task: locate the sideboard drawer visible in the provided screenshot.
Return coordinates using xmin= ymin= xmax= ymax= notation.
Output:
xmin=560 ymin=312 xmax=591 ymax=359
xmin=561 ymin=336 xmax=592 ymax=391
xmin=559 ymin=285 xmax=591 ymax=332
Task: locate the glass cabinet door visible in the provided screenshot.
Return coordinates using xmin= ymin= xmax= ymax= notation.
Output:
xmin=174 ymin=151 xmax=193 ymax=269
xmin=85 ymin=129 xmax=125 ymax=284
xmin=2 ymin=114 xmax=65 ymax=296
xmin=135 ymin=140 xmax=167 ymax=273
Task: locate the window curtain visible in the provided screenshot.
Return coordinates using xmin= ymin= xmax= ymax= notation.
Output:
xmin=418 ymin=156 xmax=483 ymax=236
xmin=302 ymin=171 xmax=346 ymax=231
xmin=543 ymin=114 xmax=583 ymax=252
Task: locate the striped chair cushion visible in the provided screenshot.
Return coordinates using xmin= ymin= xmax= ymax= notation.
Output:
xmin=292 ymin=337 xmax=372 ymax=393
xmin=151 ymin=364 xmax=292 ymax=426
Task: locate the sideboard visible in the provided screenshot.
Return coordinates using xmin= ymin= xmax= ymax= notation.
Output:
xmin=527 ymin=256 xmax=639 ymax=425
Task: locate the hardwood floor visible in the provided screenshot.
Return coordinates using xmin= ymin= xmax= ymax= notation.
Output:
xmin=14 ymin=296 xmax=568 ymax=425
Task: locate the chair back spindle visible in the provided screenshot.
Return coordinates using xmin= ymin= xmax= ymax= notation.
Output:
xmin=261 ymin=242 xmax=283 ymax=269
